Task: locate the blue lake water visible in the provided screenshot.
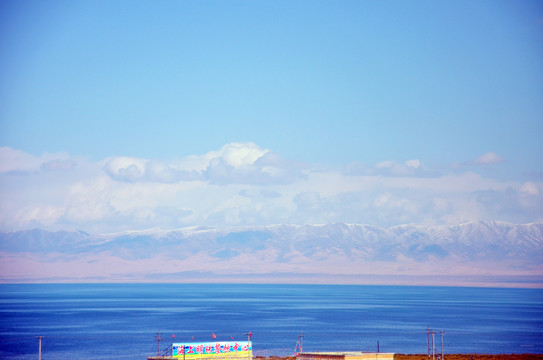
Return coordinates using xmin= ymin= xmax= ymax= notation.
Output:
xmin=0 ymin=284 xmax=541 ymax=359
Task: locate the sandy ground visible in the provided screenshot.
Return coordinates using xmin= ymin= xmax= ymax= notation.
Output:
xmin=394 ymin=355 xmax=543 ymax=360
xmin=150 ymin=355 xmax=543 ymax=360
xmin=257 ymin=356 xmax=543 ymax=360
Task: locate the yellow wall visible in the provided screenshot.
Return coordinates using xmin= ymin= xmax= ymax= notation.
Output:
xmin=298 ymin=352 xmax=395 ymax=360
xmin=346 ymin=353 xmax=395 ymax=360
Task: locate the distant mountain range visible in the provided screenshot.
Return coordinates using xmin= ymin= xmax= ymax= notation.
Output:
xmin=1 ymin=221 xmax=542 ymax=286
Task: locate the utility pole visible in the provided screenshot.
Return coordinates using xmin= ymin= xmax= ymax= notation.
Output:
xmin=35 ymin=336 xmax=43 ymax=360
xmin=155 ymin=330 xmax=163 ymax=356
xmin=427 ymin=327 xmax=440 ymax=360
xmin=427 ymin=327 xmax=445 ymax=360
xmin=427 ymin=327 xmax=431 ymax=359
xmin=432 ymin=332 xmax=435 ymax=360
xmin=440 ymin=331 xmax=444 ymax=360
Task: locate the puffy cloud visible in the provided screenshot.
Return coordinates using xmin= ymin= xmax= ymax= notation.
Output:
xmin=218 ymin=142 xmax=267 ymax=167
xmin=104 ymin=157 xmax=146 ymax=181
xmin=376 ymin=161 xmax=395 ymax=169
xmin=0 ymin=147 xmax=41 ymax=173
xmin=474 ymin=152 xmax=504 ymax=165
xmin=405 ymin=159 xmax=422 ymax=168
xmin=203 ymin=143 xmax=304 ymax=185
xmin=451 ymin=152 xmax=506 ymax=170
xmin=0 ymin=144 xmax=541 ymax=232
xmin=0 ymin=147 xmax=75 ymax=174
xmin=520 ymin=181 xmax=539 ymax=196
xmin=104 ymin=157 xmax=202 ymax=183
xmin=103 ymin=142 xmax=303 ymax=185
xmin=375 ymin=159 xmax=425 ymax=176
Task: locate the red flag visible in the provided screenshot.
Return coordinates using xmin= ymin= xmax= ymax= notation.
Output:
xmin=212 ymin=333 xmax=217 ymax=339
xmin=231 ymin=336 xmax=234 ymax=340
xmin=172 ymin=334 xmax=175 ymax=339
xmin=192 ymin=336 xmax=194 ymax=341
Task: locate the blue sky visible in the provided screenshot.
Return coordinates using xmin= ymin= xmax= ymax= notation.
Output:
xmin=0 ymin=0 xmax=542 ymax=232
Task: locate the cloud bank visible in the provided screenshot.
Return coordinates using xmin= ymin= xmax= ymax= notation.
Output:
xmin=0 ymin=143 xmax=541 ymax=233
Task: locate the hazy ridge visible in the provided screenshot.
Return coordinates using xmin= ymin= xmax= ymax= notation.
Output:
xmin=1 ymin=221 xmax=542 ymax=285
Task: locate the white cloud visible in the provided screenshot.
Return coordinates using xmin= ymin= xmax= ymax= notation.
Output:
xmin=474 ymin=152 xmax=504 ymax=165
xmin=103 ymin=156 xmax=205 ymax=183
xmin=101 ymin=142 xmax=302 ymax=185
xmin=0 ymin=147 xmax=40 ymax=173
xmin=376 ymin=161 xmax=395 ymax=169
xmin=218 ymin=142 xmax=268 ymax=167
xmin=520 ymin=181 xmax=539 ymax=196
xmin=0 ymin=144 xmax=540 ymax=232
xmin=204 ymin=143 xmax=303 ymax=185
xmin=0 ymin=147 xmax=74 ymax=174
xmin=405 ymin=159 xmax=421 ymax=168
xmin=104 ymin=156 xmax=146 ymax=181
xmin=350 ymin=159 xmax=429 ymax=177
xmin=41 ymin=159 xmax=76 ymax=171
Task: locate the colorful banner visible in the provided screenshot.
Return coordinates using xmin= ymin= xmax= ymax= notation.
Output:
xmin=172 ymin=341 xmax=252 ymax=359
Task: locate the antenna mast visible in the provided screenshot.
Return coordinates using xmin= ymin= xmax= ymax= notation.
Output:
xmin=244 ymin=332 xmax=253 ymax=360
xmin=155 ymin=330 xmax=163 ymax=356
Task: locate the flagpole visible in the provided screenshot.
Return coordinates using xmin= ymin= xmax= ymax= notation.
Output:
xmin=244 ymin=332 xmax=252 ymax=360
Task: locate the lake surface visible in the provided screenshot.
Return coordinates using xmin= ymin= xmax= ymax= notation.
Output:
xmin=0 ymin=284 xmax=541 ymax=359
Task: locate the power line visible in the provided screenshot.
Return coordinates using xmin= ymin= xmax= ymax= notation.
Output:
xmin=426 ymin=327 xmax=445 ymax=360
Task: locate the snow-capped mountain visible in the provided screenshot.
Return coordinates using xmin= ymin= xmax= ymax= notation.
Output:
xmin=1 ymin=221 xmax=542 ymax=285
